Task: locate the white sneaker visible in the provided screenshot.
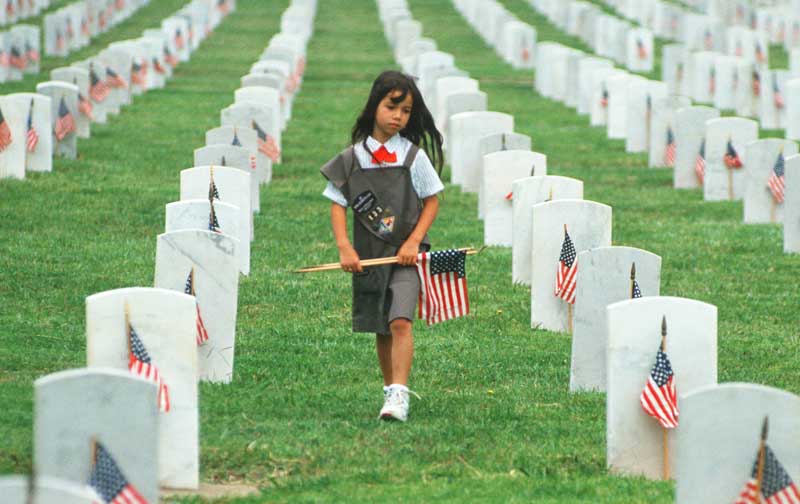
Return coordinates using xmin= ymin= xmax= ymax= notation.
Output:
xmin=379 ymin=386 xmax=420 ymax=422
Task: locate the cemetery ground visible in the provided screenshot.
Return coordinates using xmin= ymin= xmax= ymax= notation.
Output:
xmin=0 ymin=0 xmax=798 ymax=502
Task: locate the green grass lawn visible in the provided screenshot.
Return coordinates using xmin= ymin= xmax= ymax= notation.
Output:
xmin=1 ymin=0 xmax=798 ymax=502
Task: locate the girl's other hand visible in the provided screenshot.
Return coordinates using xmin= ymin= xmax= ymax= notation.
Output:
xmin=396 ymin=239 xmax=420 ymax=266
xmin=339 ymin=244 xmax=363 ymax=273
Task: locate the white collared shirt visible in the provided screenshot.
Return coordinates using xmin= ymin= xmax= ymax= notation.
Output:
xmin=322 ymin=134 xmax=444 ymax=207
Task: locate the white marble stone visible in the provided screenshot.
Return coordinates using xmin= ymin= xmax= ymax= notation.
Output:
xmin=690 ymin=51 xmax=716 ymax=104
xmin=648 ymin=95 xmax=691 ymax=168
xmin=512 ymin=176 xmax=583 ymax=286
xmin=394 ymin=19 xmax=422 ymax=62
xmin=34 ymin=82 xmax=78 ymax=159
xmin=98 ymin=48 xmax=133 ymax=109
xmin=675 ymin=383 xmax=800 ymax=503
xmin=166 ymin=199 xmax=245 ymax=275
xmin=70 ymin=60 xmax=109 ymax=124
xmin=50 ymin=67 xmax=91 ymax=138
xmin=530 ymin=199 xmax=612 ymax=332
xmin=482 ymin=150 xmax=546 ymax=247
xmin=662 ymin=44 xmax=688 ymax=94
xmin=786 ymin=79 xmax=800 ymax=141
xmin=626 ymin=28 xmax=653 ymax=72
xmin=735 ymin=61 xmax=759 ymax=119
xmin=0 ymin=475 xmax=96 ymax=503
xmin=220 ymin=102 xmax=279 ymax=172
xmin=477 ymin=132 xmax=533 ymax=219
xmin=434 ymin=76 xmax=478 ymax=130
xmin=606 ymin=296 xmax=717 ymax=480
xmin=0 ymin=94 xmax=45 ymax=178
xmin=577 ymin=57 xmax=613 ymax=116
xmin=674 ymin=106 xmax=720 ymax=189
xmin=784 ymin=154 xmax=800 ymax=253
xmin=534 ymin=42 xmax=565 ymax=98
xmin=442 ymin=91 xmax=487 ymax=156
xmin=85 ymin=287 xmax=199 ymax=489
xmin=154 ymin=230 xmax=239 ymax=384
xmin=551 ymin=47 xmax=582 ymax=104
xmin=205 ymin=125 xmax=269 ymax=184
xmin=606 ymin=74 xmax=640 ymax=140
xmin=11 ymin=24 xmax=41 ymax=75
xmin=564 ymin=50 xmax=587 ymax=109
xmin=703 ymin=117 xmax=759 ymax=201
xmin=162 ymin=17 xmax=191 ymax=62
xmin=712 ymin=55 xmax=738 ymax=111
xmin=501 ymin=20 xmax=536 ymax=69
xmin=195 ymin=144 xmax=259 ymax=214
xmin=625 ymin=80 xmax=667 ymax=153
xmin=34 ymin=368 xmax=159 ymax=501
xmin=570 ymin=246 xmax=661 ymax=392
xmin=743 ymin=139 xmax=798 ymax=223
xmin=589 ymin=68 xmax=626 ymax=127
xmin=181 ymin=165 xmax=252 ymax=245
xmin=448 ymin=111 xmax=513 ymax=192
xmin=757 ymin=70 xmax=786 ymax=130
xmin=234 ymin=86 xmax=284 ymax=144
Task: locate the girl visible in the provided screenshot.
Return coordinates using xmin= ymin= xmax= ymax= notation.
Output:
xmin=320 ymin=70 xmax=444 ymax=422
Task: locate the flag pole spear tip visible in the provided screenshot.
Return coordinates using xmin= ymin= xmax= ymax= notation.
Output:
xmin=563 ymin=223 xmax=567 ymax=234
xmin=661 ymin=315 xmax=667 ymax=351
xmin=630 ymin=262 xmax=636 ymax=280
xmin=761 ymin=416 xmax=769 ymax=441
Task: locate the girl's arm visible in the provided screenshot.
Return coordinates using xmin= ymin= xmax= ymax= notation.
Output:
xmin=396 ymin=194 xmax=440 ymax=266
xmin=331 ymin=203 xmax=363 ymax=273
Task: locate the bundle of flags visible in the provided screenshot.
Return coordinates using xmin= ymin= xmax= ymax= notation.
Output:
xmin=416 ymin=249 xmax=470 ymax=325
xmin=664 ymin=126 xmax=676 ymax=167
xmin=554 ymin=226 xmax=577 ymax=305
xmin=54 ymin=97 xmax=76 ymax=141
xmin=724 ymin=139 xmax=743 ymax=169
xmin=767 ymin=151 xmax=786 ymax=204
xmin=25 ymin=99 xmax=38 ymax=153
xmin=128 ymin=318 xmax=170 ymax=412
xmin=639 ymin=330 xmax=679 ymax=429
xmin=185 ymin=269 xmax=210 ymax=345
xmin=695 ymin=139 xmax=706 ymax=184
xmin=0 ymin=106 xmax=12 ymax=152
xmin=252 ymin=120 xmax=280 ymax=162
xmin=87 ymin=441 xmax=148 ymax=504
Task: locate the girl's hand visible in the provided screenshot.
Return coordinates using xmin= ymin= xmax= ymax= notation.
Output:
xmin=396 ymin=239 xmax=420 ymax=266
xmin=339 ymin=244 xmax=363 ymax=273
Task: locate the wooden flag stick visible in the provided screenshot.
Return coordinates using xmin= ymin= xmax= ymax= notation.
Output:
xmin=661 ymin=315 xmax=670 ymax=480
xmin=567 ymin=304 xmax=573 ymax=333
xmin=294 ymin=247 xmax=483 ymax=273
xmin=728 ymin=168 xmax=734 ymax=201
xmin=630 ymin=262 xmax=636 ymax=299
xmin=124 ymin=301 xmax=131 ymax=354
xmin=91 ymin=436 xmax=98 ymax=466
xmin=755 ymin=416 xmax=769 ymax=504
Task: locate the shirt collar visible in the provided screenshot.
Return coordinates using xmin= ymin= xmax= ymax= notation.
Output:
xmin=366 ymin=134 xmax=401 ymax=152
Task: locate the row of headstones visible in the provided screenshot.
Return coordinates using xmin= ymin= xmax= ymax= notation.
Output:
xmin=445 ymin=4 xmax=800 ymax=501
xmin=0 ymin=24 xmax=40 ymax=83
xmin=0 ymin=0 xmax=220 ymax=180
xmin=43 ymin=0 xmax=149 ymax=57
xmin=0 ymin=2 xmax=257 ymax=503
xmin=0 ymin=0 xmax=50 ymax=26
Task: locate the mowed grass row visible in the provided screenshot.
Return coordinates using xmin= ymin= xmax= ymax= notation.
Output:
xmin=0 ymin=0 xmax=797 ymax=503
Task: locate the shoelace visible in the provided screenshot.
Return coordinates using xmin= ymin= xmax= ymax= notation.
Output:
xmin=387 ymin=388 xmax=421 ymax=407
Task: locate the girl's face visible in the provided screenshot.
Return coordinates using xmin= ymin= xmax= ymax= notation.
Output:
xmin=372 ymin=90 xmax=413 ymax=142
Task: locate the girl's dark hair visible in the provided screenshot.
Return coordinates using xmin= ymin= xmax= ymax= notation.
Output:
xmin=351 ymin=70 xmax=444 ymax=174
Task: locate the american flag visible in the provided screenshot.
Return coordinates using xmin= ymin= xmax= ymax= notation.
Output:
xmin=25 ymin=42 xmax=39 ymax=63
xmin=130 ymin=61 xmax=146 ymax=87
xmin=709 ymin=67 xmax=716 ymax=95
xmin=99 ymin=10 xmax=106 ymax=29
xmin=128 ymin=321 xmax=170 ymax=412
xmin=505 ymin=191 xmax=513 ymax=201
xmin=89 ymin=67 xmax=110 ymax=102
xmin=773 ymin=76 xmax=785 ymax=110
xmin=164 ymin=46 xmax=178 ymax=67
xmin=632 ymin=280 xmax=642 ymax=298
xmin=521 ymin=45 xmax=530 ymax=62
xmin=9 ymin=46 xmax=25 ymax=69
xmin=753 ymin=70 xmax=761 ymax=97
xmin=78 ymin=92 xmax=94 ymax=120
xmin=55 ymin=30 xmax=64 ymax=51
xmin=0 ymin=50 xmax=9 ymax=67
xmin=695 ymin=139 xmax=706 ymax=184
xmin=416 ymin=249 xmax=470 ymax=325
xmin=636 ymin=38 xmax=648 ymax=59
xmin=0 ymin=106 xmax=12 ymax=152
xmin=208 ymin=201 xmax=221 ymax=233
xmin=105 ymin=67 xmax=127 ymax=89
xmin=724 ymin=139 xmax=743 ymax=169
xmin=66 ymin=18 xmax=73 ymax=40
xmin=5 ymin=0 xmax=12 ymax=16
xmin=54 ymin=97 xmax=75 ymax=141
xmin=664 ymin=126 xmax=676 ymax=167
xmin=676 ymin=63 xmax=684 ymax=86
xmin=185 ymin=269 xmax=210 ymax=345
xmin=174 ymin=28 xmax=185 ymax=50
xmin=152 ymin=57 xmax=165 ymax=74
xmin=252 ymin=120 xmax=280 ymax=162
xmin=217 ymin=0 xmax=230 ymax=14
xmin=115 ymin=0 xmax=125 ymax=9
xmin=232 ymin=132 xmax=257 ymax=170
xmin=209 ymin=168 xmax=220 ymax=200
xmin=767 ymin=151 xmax=786 ymax=204
xmin=25 ymin=100 xmax=38 ymax=153
xmin=600 ymin=85 xmax=609 ymax=108
xmin=87 ymin=441 xmax=147 ymax=504
xmin=755 ymin=42 xmax=766 ymax=64
xmin=639 ymin=346 xmax=679 ymax=429
xmin=735 ymin=445 xmax=800 ymax=504
xmin=81 ymin=17 xmax=89 ymax=37
xmin=736 ymin=41 xmax=744 ymax=57
xmin=704 ymin=29 xmax=713 ymax=50
xmin=554 ymin=227 xmax=577 ymax=305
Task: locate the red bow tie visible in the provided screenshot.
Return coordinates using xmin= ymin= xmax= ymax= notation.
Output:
xmin=371 ymin=145 xmax=397 ymax=164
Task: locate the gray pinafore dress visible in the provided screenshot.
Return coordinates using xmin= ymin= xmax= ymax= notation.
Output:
xmin=321 ymin=144 xmax=430 ymax=334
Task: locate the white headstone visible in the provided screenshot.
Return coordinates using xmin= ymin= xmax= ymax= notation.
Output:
xmin=648 ymin=95 xmax=691 ymax=168
xmin=194 ymin=144 xmax=260 ymax=214
xmin=181 ymin=165 xmax=252 ymax=244
xmin=691 ymin=51 xmax=716 ymax=104
xmin=590 ymin=68 xmax=625 ymax=127
xmin=50 ymin=67 xmax=91 ymax=138
xmin=675 ymin=383 xmax=800 ymax=503
xmin=0 ymin=475 xmax=96 ymax=504
xmin=673 ymin=106 xmax=720 ymax=189
xmin=626 ymin=80 xmax=668 ymax=153
xmin=98 ymin=48 xmax=133 ymax=109
xmin=477 ymin=132 xmax=533 ymax=218
xmin=743 ymin=139 xmax=798 ymax=223
xmin=0 ymin=94 xmax=46 ymax=178
xmin=786 ymin=79 xmax=800 ymax=141
xmin=577 ymin=57 xmax=613 ymax=116
xmin=220 ymin=102 xmax=279 ymax=172
xmin=570 ymin=246 xmax=662 ymax=392
xmin=166 ymin=199 xmax=245 ymax=274
xmin=530 ymin=199 xmax=612 ymax=332
xmin=626 ymin=28 xmax=654 ymax=72
xmin=703 ymin=117 xmax=759 ymax=201
xmin=205 ymin=125 xmax=269 ymax=184
xmin=234 ymin=86 xmax=284 ymax=145
xmin=712 ymin=55 xmax=738 ymax=111
xmin=154 ymin=230 xmax=239 ymax=384
xmin=442 ymin=91 xmax=488 ymax=155
xmin=85 ymin=288 xmax=199 ymax=489
xmin=512 ymin=176 xmax=584 ymax=286
xmin=34 ymin=368 xmax=159 ymax=501
xmin=784 ymin=154 xmax=800 ymax=253
xmin=448 ymin=111 xmax=513 ymax=192
xmin=606 ymin=296 xmax=718 ymax=479
xmin=434 ymin=76 xmax=478 ymax=129
xmin=482 ymin=150 xmax=546 ymax=247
